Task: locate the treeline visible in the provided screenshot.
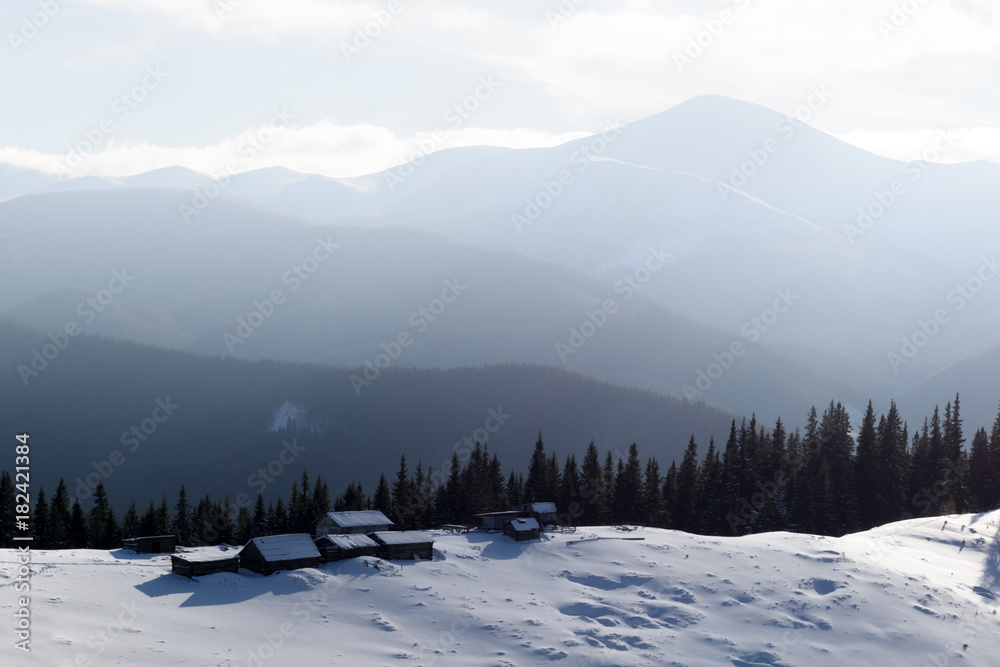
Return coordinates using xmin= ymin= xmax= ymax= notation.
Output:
xmin=3 ymin=395 xmax=1000 ymax=549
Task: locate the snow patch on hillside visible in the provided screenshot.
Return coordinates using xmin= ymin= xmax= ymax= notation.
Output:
xmin=1 ymin=513 xmax=998 ymax=665
xmin=268 ymin=401 xmax=311 ymax=433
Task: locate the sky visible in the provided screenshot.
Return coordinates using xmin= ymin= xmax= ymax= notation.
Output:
xmin=0 ymin=0 xmax=997 ymax=179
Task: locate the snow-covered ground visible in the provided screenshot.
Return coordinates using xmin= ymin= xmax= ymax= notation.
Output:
xmin=2 ymin=513 xmax=999 ymax=666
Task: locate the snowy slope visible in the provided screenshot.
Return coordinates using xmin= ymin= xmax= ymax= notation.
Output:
xmin=2 ymin=513 xmax=999 ymax=666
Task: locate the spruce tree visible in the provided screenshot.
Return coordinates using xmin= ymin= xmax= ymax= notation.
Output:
xmin=252 ymin=494 xmax=267 ymax=537
xmin=613 ymin=444 xmax=643 ymax=524
xmin=373 ymin=474 xmax=393 ymax=518
xmin=876 ymin=401 xmax=908 ymax=525
xmin=939 ymin=395 xmax=968 ymax=513
xmin=560 ymin=455 xmax=581 ymax=523
xmin=34 ymin=488 xmax=49 ymax=549
xmin=392 ymin=455 xmax=415 ymax=529
xmin=49 ymin=479 xmax=71 ymax=548
xmin=174 ymin=486 xmax=191 ymax=545
xmin=675 ymin=436 xmax=701 ymax=533
xmin=855 ymin=401 xmax=880 ymax=530
xmin=642 ymin=458 xmax=665 ymax=528
xmin=579 ymin=441 xmax=607 ymax=525
xmin=236 ymin=506 xmax=253 ymax=544
xmin=988 ymin=400 xmax=1000 ymax=509
xmin=524 ymin=434 xmax=548 ymax=503
xmin=88 ymin=481 xmax=112 ymax=548
xmin=968 ymin=428 xmax=991 ymax=511
xmin=121 ymin=502 xmax=140 ymax=539
xmin=698 ymin=438 xmax=724 ymax=535
xmin=69 ymin=500 xmax=88 ymax=548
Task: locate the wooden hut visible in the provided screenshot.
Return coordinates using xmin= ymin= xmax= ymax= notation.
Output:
xmin=522 ymin=502 xmax=559 ymax=526
xmin=239 ymin=534 xmax=320 ymax=575
xmin=122 ymin=535 xmax=177 ymax=554
xmin=314 ymin=534 xmax=378 ymax=562
xmin=370 ymin=531 xmax=434 ymax=560
xmin=504 ymin=517 xmax=541 ymax=542
xmin=473 ymin=510 xmax=521 ymax=531
xmin=170 ymin=552 xmax=240 ymax=578
xmin=313 ymin=510 xmax=393 ymax=537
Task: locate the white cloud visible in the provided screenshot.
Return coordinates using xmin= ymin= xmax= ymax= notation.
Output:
xmin=0 ymin=120 xmax=588 ymax=179
xmin=833 ymin=127 xmax=1000 ymax=165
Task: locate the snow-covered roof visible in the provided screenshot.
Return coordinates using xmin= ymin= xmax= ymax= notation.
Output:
xmin=525 ymin=502 xmax=557 ymax=513
xmin=248 ymin=534 xmax=320 ymax=561
xmin=371 ymin=531 xmax=434 ymax=546
xmin=507 ymin=518 xmax=540 ymax=532
xmin=317 ymin=534 xmax=378 ymax=550
xmin=320 ymin=510 xmax=394 ymax=528
xmin=171 ymin=550 xmax=240 ymax=563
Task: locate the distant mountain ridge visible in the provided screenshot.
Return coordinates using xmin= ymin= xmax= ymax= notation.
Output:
xmin=0 ymin=314 xmax=737 ymax=511
xmin=2 ymin=95 xmax=996 ymax=427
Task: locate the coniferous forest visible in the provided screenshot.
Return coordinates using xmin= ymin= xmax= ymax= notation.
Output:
xmin=4 ymin=395 xmax=999 ymax=550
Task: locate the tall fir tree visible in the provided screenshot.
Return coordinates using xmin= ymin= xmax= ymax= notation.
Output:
xmin=855 ymin=401 xmax=881 ymax=530
xmin=33 ymin=488 xmax=50 ymax=549
xmin=69 ymin=500 xmax=88 ymax=548
xmin=49 ymin=479 xmax=71 ymax=548
xmin=674 ymin=437 xmax=701 ymax=533
xmin=579 ymin=441 xmax=607 ymax=526
xmin=373 ymin=473 xmax=393 ymax=518
xmin=968 ymin=427 xmax=991 ymax=511
xmin=173 ymin=485 xmax=192 ymax=545
xmin=524 ymin=434 xmax=548 ymax=503
xmin=121 ymin=502 xmax=140 ymax=539
xmin=988 ymin=400 xmax=1000 ymax=509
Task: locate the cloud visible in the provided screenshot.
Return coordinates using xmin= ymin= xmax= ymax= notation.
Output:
xmin=0 ymin=119 xmax=588 ymax=179
xmin=833 ymin=127 xmax=1000 ymax=165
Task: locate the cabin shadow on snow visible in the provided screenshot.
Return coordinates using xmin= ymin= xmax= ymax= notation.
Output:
xmin=465 ymin=530 xmax=544 ymax=560
xmin=134 ymin=558 xmax=401 ymax=608
xmin=981 ymin=518 xmax=1000 ymax=593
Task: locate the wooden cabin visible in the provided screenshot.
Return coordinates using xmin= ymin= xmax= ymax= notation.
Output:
xmin=370 ymin=531 xmax=434 ymax=560
xmin=522 ymin=502 xmax=559 ymax=527
xmin=239 ymin=534 xmax=320 ymax=575
xmin=504 ymin=517 xmax=541 ymax=542
xmin=170 ymin=552 xmax=240 ymax=578
xmin=473 ymin=510 xmax=522 ymax=531
xmin=122 ymin=535 xmax=176 ymax=554
xmin=314 ymin=533 xmax=378 ymax=562
xmin=313 ymin=510 xmax=394 ymax=537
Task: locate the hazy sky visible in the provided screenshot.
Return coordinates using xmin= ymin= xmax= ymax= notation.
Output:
xmin=1 ymin=0 xmax=997 ymax=178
